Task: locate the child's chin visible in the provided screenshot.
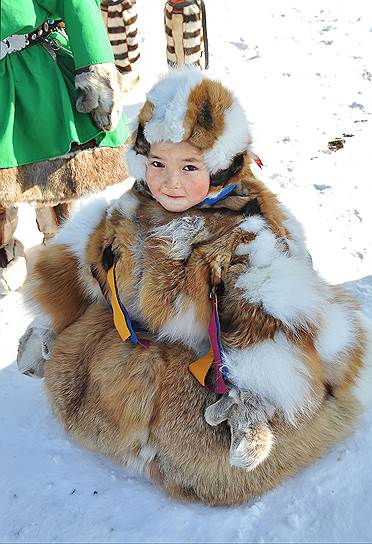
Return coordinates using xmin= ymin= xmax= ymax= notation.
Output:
xmin=159 ymin=198 xmax=191 ymax=212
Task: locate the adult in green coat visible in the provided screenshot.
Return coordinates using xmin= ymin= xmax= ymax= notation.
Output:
xmin=0 ymin=0 xmax=129 ymax=294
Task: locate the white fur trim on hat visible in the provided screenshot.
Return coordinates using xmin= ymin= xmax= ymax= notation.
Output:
xmin=144 ymin=68 xmax=204 ymax=144
xmin=204 ymin=97 xmax=252 ymax=174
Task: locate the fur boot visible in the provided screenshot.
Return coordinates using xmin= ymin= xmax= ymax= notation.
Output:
xmin=164 ymin=0 xmax=209 ymax=69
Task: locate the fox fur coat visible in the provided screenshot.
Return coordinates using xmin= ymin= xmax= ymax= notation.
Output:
xmin=17 ymin=153 xmax=372 ymax=504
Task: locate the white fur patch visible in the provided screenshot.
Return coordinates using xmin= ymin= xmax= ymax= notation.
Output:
xmin=204 ymin=97 xmax=252 ymax=173
xmin=157 ymin=295 xmax=208 ymax=349
xmin=108 ymin=191 xmax=139 ymax=220
xmin=243 ymin=229 xmax=280 ymax=267
xmin=144 ymin=68 xmax=204 ymax=144
xmin=281 ymin=205 xmax=313 ymax=262
xmin=53 ymin=195 xmax=110 ymax=301
xmin=281 ymin=205 xmax=306 ymax=243
xmin=235 ymin=216 xmax=268 ymax=256
xmin=54 ymin=195 xmax=108 ymax=261
xmin=234 ymin=254 xmax=328 ymax=329
xmin=235 ymin=243 xmax=251 ymax=257
xmin=351 ymin=313 xmax=372 ymax=409
xmin=224 ymin=332 xmax=315 ymax=421
xmin=125 ymin=147 xmax=148 ymax=180
xmin=150 ymin=215 xmax=205 ymax=260
xmin=240 ymin=215 xmax=266 ymax=234
xmin=315 ymin=301 xmax=358 ymax=382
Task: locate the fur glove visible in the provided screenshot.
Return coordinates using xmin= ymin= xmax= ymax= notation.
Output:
xmin=205 ymin=387 xmax=275 ymax=470
xmin=17 ymin=325 xmax=55 ymax=378
xmin=75 ymin=63 xmax=123 ymax=132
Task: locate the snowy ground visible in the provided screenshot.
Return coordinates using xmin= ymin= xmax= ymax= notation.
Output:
xmin=1 ymin=1 xmax=372 ymax=542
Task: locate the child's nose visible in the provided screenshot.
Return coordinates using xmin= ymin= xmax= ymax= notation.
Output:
xmin=166 ymin=171 xmax=181 ymax=188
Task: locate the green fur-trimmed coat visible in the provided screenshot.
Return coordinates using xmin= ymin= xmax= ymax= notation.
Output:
xmin=0 ymin=0 xmax=128 ymax=206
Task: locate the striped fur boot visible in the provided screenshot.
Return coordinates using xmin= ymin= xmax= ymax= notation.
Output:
xmin=164 ymin=0 xmax=209 ymax=69
xmin=0 ymin=206 xmax=27 ymax=294
xmin=35 ymin=203 xmax=70 ymax=244
xmin=101 ymin=0 xmax=140 ymax=91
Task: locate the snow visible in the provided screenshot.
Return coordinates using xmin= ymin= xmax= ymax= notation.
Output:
xmin=1 ymin=1 xmax=372 ymax=541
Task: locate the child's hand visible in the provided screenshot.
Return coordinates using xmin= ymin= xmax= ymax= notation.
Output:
xmin=205 ymin=387 xmax=275 ymax=471
xmin=17 ymin=325 xmax=55 ymax=378
xmin=75 ymin=63 xmax=123 ymax=132
xmin=192 ymin=246 xmax=232 ymax=287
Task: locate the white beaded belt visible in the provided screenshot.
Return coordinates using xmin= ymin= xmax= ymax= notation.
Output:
xmin=0 ymin=20 xmax=61 ymax=61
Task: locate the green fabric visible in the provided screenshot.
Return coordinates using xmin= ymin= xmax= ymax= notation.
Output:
xmin=0 ymin=0 xmax=128 ymax=168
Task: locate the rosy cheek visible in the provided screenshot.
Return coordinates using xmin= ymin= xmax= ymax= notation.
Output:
xmin=196 ymin=178 xmax=210 ymax=198
xmin=146 ymin=171 xmax=158 ymax=193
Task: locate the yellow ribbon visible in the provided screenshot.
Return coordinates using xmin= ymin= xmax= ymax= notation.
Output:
xmin=189 ymin=349 xmax=214 ymax=387
xmin=107 ymin=266 xmax=132 ymax=342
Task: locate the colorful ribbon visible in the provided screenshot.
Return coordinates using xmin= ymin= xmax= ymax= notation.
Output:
xmin=105 ymin=266 xmax=227 ymax=393
xmin=107 ymin=265 xmax=150 ymax=348
xmin=189 ymin=290 xmax=228 ymax=394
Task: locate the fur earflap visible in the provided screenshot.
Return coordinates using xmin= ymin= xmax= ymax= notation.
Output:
xmin=126 ymin=147 xmax=147 ymax=181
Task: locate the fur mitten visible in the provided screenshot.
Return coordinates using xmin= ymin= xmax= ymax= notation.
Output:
xmin=205 ymin=387 xmax=275 ymax=470
xmin=75 ymin=63 xmax=123 ymax=131
xmin=17 ymin=325 xmax=55 ymax=378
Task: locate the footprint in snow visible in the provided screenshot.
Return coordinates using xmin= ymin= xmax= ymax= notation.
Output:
xmin=313 ymin=184 xmax=332 ymax=192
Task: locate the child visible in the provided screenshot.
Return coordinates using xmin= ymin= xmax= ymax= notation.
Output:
xmin=18 ymin=68 xmax=372 ymax=472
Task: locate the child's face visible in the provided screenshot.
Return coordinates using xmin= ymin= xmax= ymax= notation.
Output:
xmin=146 ymin=141 xmax=210 ymax=212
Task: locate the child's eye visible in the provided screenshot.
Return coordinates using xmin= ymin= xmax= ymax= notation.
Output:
xmin=151 ymin=161 xmax=165 ymax=168
xmin=183 ymin=165 xmax=197 ymax=172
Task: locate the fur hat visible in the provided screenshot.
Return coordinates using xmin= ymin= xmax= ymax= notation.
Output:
xmin=126 ymin=68 xmax=253 ymax=184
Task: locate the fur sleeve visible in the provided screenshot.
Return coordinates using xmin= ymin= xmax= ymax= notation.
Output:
xmin=218 ymin=212 xmax=331 ymax=421
xmin=25 ymin=196 xmax=111 ymax=333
